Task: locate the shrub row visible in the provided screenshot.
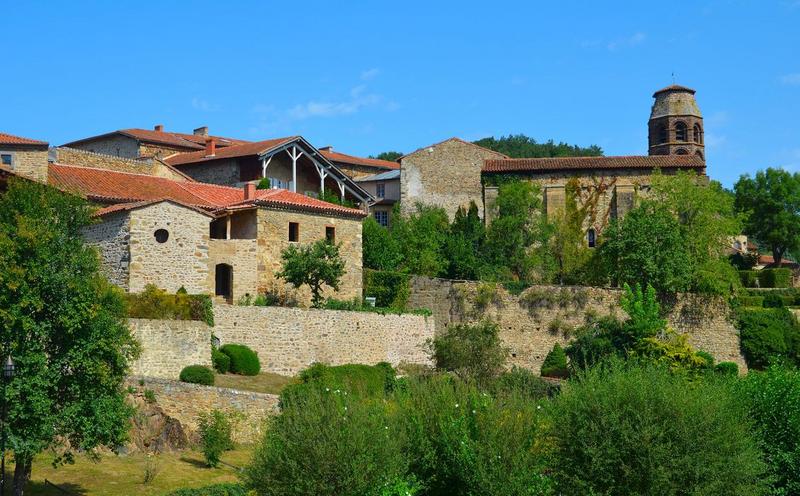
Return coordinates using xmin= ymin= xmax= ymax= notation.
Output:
xmin=323 ymin=297 xmax=432 ymax=316
xmin=739 ymin=268 xmax=793 ymax=288
xmin=126 ymin=284 xmax=214 ymax=326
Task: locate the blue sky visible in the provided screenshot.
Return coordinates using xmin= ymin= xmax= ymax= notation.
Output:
xmin=3 ymin=1 xmax=799 ymax=187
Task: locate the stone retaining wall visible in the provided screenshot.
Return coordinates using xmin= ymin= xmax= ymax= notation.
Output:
xmin=213 ymin=304 xmax=435 ymax=375
xmin=129 ymin=319 xmax=212 ymax=379
xmin=408 ymin=276 xmax=747 ymax=373
xmin=130 ymin=377 xmax=278 ymax=443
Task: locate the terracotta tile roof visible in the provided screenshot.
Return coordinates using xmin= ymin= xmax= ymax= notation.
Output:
xmin=63 ymin=129 xmax=250 ymax=151
xmin=482 ymin=154 xmax=706 ymax=173
xmin=49 ymin=163 xmax=365 ymax=218
xmin=0 ymin=132 xmax=48 ymax=146
xmin=93 ymin=199 xmax=215 ymax=218
xmin=320 ymin=149 xmax=399 ymax=170
xmin=164 ymin=137 xmax=298 ymax=166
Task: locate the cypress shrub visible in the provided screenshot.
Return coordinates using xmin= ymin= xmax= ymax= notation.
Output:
xmin=212 ymin=349 xmax=230 ymax=374
xmin=540 ymin=343 xmax=569 ymax=378
xmin=180 ymin=365 xmax=215 ymax=386
xmin=219 ymin=344 xmax=260 ymax=376
xmin=759 ymin=268 xmax=792 ymax=288
xmin=738 ymin=270 xmax=759 ymax=288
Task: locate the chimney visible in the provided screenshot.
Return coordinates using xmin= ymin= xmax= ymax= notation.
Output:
xmin=244 ymin=182 xmax=256 ymax=200
xmin=205 ymin=137 xmax=216 ymax=157
xmin=319 ymin=146 xmax=333 ymax=152
xmin=154 ymin=124 xmax=164 ymax=132
xmin=193 ymin=126 xmax=209 ymax=137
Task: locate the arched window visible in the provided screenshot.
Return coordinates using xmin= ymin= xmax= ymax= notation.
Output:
xmin=587 ymin=228 xmax=596 ymax=248
xmin=695 ymin=150 xmax=704 ymax=160
xmin=693 ymin=124 xmax=702 ymax=144
xmin=154 ymin=229 xmax=169 ymax=243
xmin=675 ymin=148 xmax=689 ymax=155
xmin=657 ymin=125 xmax=668 ymax=144
xmin=675 ymin=121 xmax=688 ymax=142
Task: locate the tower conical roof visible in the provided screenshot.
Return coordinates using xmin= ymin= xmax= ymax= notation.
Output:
xmin=650 ymin=85 xmax=702 ymax=119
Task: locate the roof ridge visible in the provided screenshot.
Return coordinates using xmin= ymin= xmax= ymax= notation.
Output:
xmin=399 ymin=137 xmax=509 ymax=161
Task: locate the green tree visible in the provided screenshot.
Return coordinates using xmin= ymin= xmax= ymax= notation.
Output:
xmin=276 ymin=239 xmax=346 ymax=308
xmin=0 ymin=179 xmax=140 ymax=494
xmin=474 ymin=134 xmax=603 ymax=158
xmin=427 ymin=320 xmax=509 ymax=385
xmin=445 ymin=202 xmax=485 ymax=280
xmin=362 ymin=216 xmax=402 ymax=271
xmin=545 ymin=179 xmax=592 ymax=285
xmin=369 ymin=151 xmax=403 ymax=162
xmin=735 ymin=168 xmax=800 ymax=266
xmin=392 ymin=203 xmax=450 ymax=277
xmin=598 ymin=201 xmax=693 ymax=293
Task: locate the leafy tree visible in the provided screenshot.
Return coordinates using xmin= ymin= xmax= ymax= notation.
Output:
xmin=474 ymin=134 xmax=603 ymax=158
xmin=427 ymin=320 xmax=509 ymax=385
xmin=392 ymin=203 xmax=450 ymax=277
xmin=598 ymin=201 xmax=693 ymax=293
xmin=362 ymin=216 xmax=402 ymax=271
xmin=544 ymin=179 xmax=592 ymax=285
xmin=0 ymin=179 xmax=140 ymax=494
xmin=369 ymin=151 xmax=403 ymax=162
xmin=735 ymin=168 xmax=800 ymax=266
xmin=276 ymin=239 xmax=346 ymax=308
xmin=445 ymin=202 xmax=485 ymax=279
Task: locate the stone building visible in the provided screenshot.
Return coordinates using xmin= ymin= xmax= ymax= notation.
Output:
xmin=0 ymin=132 xmax=49 ymax=183
xmin=355 ymin=169 xmax=400 ymax=227
xmin=319 ymin=146 xmax=399 ymax=179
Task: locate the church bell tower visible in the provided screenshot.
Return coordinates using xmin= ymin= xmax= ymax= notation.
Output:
xmin=648 ymin=85 xmax=705 ymax=161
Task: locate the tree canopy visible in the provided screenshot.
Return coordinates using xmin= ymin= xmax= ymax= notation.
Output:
xmin=0 ymin=178 xmax=139 ymax=494
xmin=277 ymin=239 xmax=346 ymax=308
xmin=734 ymin=168 xmax=800 ymax=266
xmin=369 ymin=151 xmax=403 ymax=162
xmin=474 ymin=134 xmax=603 ymax=158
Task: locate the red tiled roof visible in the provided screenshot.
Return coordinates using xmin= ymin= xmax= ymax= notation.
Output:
xmin=63 ymin=129 xmax=250 ymax=151
xmin=49 ymin=163 xmax=365 ymax=218
xmin=320 ymin=149 xmax=399 ymax=170
xmin=0 ymin=132 xmax=48 ymax=146
xmin=165 ymin=137 xmax=298 ymax=166
xmin=93 ymin=199 xmax=215 ymax=218
xmin=482 ymin=154 xmax=706 ymax=173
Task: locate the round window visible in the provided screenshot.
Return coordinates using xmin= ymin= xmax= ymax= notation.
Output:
xmin=154 ymin=229 xmax=169 ymax=243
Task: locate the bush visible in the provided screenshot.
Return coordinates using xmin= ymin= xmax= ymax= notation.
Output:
xmin=737 ymin=307 xmax=800 ymax=369
xmin=363 ymin=269 xmax=410 ymax=309
xmin=243 ymin=386 xmax=407 ymax=496
xmin=735 ymin=295 xmax=765 ymax=308
xmin=167 ymin=484 xmax=247 ymax=496
xmin=281 ymin=362 xmax=396 ymax=405
xmin=490 ymin=366 xmax=555 ymax=400
xmin=126 ymin=284 xmax=214 ymax=326
xmin=760 ymin=268 xmax=792 ymax=288
xmin=211 ymin=349 xmax=230 ymax=374
xmin=540 ymin=343 xmax=569 ymax=378
xmin=197 ymin=409 xmax=234 ymax=468
xmin=737 ymin=366 xmax=800 ymax=495
xmin=427 ymin=320 xmax=508 ymax=384
xmin=548 ymin=361 xmax=767 ymax=495
xmin=179 ymin=365 xmax=215 ymax=386
xmin=696 ymin=350 xmax=715 ymax=369
xmin=739 ymin=270 xmax=760 ymax=288
xmin=219 ymin=344 xmax=260 ymax=376
xmin=715 ymin=361 xmax=739 ymax=376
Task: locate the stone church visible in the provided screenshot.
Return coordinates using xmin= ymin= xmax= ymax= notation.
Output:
xmin=399 ymin=85 xmax=708 ymax=242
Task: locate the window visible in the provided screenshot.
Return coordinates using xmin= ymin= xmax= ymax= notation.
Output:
xmin=675 ymin=121 xmax=688 ymax=142
xmin=0 ymin=154 xmax=12 ymax=167
xmin=288 ymin=222 xmax=299 ymax=242
xmin=587 ymin=228 xmax=596 ymax=248
xmin=154 ymin=229 xmax=169 ymax=243
xmin=376 ymin=183 xmax=386 ymax=198
xmin=693 ymin=124 xmax=703 ymax=144
xmin=269 ymin=177 xmax=293 ymax=190
xmin=675 ymin=148 xmax=689 ymax=155
xmin=326 ymin=226 xmax=336 ymax=243
xmin=657 ymin=125 xmax=668 ymax=144
xmin=374 ymin=210 xmax=389 ymax=227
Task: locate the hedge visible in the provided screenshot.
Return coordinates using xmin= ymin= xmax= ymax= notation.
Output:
xmin=127 ymin=284 xmax=214 ymax=326
xmin=212 ymin=349 xmax=230 ymax=374
xmin=760 ymin=268 xmax=793 ymax=288
xmin=166 ymin=483 xmax=248 ymax=496
xmin=180 ymin=365 xmax=215 ymax=386
xmin=736 ymin=307 xmax=800 ymax=369
xmin=739 ymin=270 xmax=759 ymax=288
xmin=219 ymin=344 xmax=260 ymax=376
xmin=363 ymin=269 xmax=410 ymax=309
xmin=735 ymin=296 xmax=765 ymax=308
xmin=715 ymin=361 xmax=739 ymax=376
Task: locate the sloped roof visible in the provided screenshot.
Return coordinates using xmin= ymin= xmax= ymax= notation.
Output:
xmin=63 ymin=128 xmax=250 ymax=151
xmin=92 ymin=199 xmax=216 ymax=218
xmin=0 ymin=132 xmax=48 ymax=146
xmin=222 ymin=188 xmax=367 ymax=218
xmin=320 ymin=149 xmax=399 ymax=170
xmin=482 ymin=154 xmax=706 ymax=173
xmin=164 ymin=137 xmax=298 ymax=166
xmin=399 ymin=137 xmax=509 ymax=161
xmin=653 ymin=84 xmax=696 ymax=97
xmin=355 ymin=169 xmax=401 ymax=182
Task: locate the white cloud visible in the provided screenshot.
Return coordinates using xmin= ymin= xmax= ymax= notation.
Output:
xmin=360 ymin=68 xmax=380 ymax=80
xmin=191 ymin=98 xmax=220 ymax=112
xmin=780 ymin=73 xmax=800 ymax=85
xmin=287 ymin=84 xmax=381 ymax=120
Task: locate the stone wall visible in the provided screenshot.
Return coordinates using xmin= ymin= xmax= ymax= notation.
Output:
xmin=208 ymin=238 xmax=258 ymax=302
xmin=408 ymin=276 xmax=747 ymax=373
xmin=130 ymin=377 xmax=278 ymax=443
xmin=400 ymin=138 xmax=506 ymax=219
xmin=0 ymin=146 xmax=49 ymax=183
xmin=213 ymin=304 xmax=434 ymax=375
xmin=179 ymin=159 xmax=240 ymax=185
xmin=84 ymin=210 xmax=131 ymax=289
xmin=129 ymin=319 xmax=212 ymax=379
xmin=128 ymin=201 xmax=212 ymax=294
xmin=256 ymin=207 xmax=363 ymax=304
xmin=70 ymin=134 xmax=141 ymax=159
xmin=54 ymin=147 xmax=189 ymax=181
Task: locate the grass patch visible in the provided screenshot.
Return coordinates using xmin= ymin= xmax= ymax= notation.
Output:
xmin=4 ymin=448 xmax=252 ymax=495
xmin=214 ymin=372 xmax=296 ymax=395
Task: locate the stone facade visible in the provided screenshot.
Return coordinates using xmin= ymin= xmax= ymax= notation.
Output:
xmin=0 ymin=146 xmax=48 ymax=183
xmin=256 ymin=207 xmax=363 ymax=304
xmin=128 ymin=202 xmax=212 ymax=293
xmin=84 ymin=210 xmax=131 ymax=288
xmin=180 ymin=159 xmax=241 ymax=185
xmin=129 ymin=318 xmax=212 ymax=378
xmin=400 ymin=138 xmax=506 ymax=219
xmin=213 ymin=304 xmax=435 ymax=375
xmin=54 ymin=147 xmax=189 ymax=181
xmin=407 ymin=276 xmax=747 ymax=373
xmin=70 ymin=134 xmax=141 ymax=159
xmin=208 ymin=238 xmax=259 ymax=302
xmin=129 ymin=377 xmax=278 ymax=443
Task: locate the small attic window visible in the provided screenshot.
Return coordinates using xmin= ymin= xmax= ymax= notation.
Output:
xmin=154 ymin=229 xmax=169 ymax=243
